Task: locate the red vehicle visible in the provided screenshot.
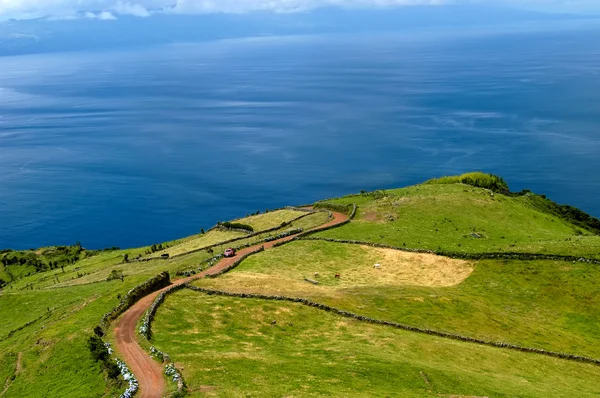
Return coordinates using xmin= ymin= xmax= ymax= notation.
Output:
xmin=224 ymin=248 xmax=236 ymax=258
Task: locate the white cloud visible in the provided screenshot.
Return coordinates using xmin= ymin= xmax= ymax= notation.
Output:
xmin=0 ymin=0 xmax=598 ymax=21
xmin=113 ymin=1 xmax=151 ymax=17
xmin=83 ymin=10 xmax=117 ymax=19
xmin=98 ymin=10 xmax=117 ymax=19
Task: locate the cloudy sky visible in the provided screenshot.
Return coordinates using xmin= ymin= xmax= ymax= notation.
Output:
xmin=1 ymin=0 xmax=599 ymax=20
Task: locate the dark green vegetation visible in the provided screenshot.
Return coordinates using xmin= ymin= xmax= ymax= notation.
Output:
xmin=425 ymin=171 xmax=510 ymax=193
xmin=2 ymin=174 xmax=600 ymax=397
xmin=151 ymin=290 xmax=600 ymax=398
xmin=217 ymin=221 xmax=254 ymax=232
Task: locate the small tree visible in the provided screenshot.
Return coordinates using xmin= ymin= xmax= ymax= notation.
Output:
xmin=123 ymin=253 xmax=129 ymax=263
xmin=93 ymin=326 xmax=105 ymax=338
xmin=107 ymin=269 xmax=124 ymax=281
xmin=88 ymin=335 xmax=109 ymax=363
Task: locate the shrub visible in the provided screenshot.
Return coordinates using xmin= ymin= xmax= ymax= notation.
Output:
xmin=218 ymin=221 xmax=254 ymax=232
xmin=426 ymin=172 xmax=510 ymax=194
xmin=528 ymin=195 xmax=600 ymax=235
xmin=88 ymin=335 xmax=109 ymax=363
xmin=107 ymin=269 xmax=124 ymax=281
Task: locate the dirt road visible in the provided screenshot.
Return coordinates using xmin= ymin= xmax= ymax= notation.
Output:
xmin=113 ymin=210 xmax=348 ymax=398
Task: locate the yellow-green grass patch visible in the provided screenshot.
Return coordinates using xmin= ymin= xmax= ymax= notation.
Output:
xmin=231 ymin=209 xmax=308 ymax=231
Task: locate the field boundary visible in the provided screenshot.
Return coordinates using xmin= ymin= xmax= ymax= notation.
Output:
xmin=184 ymin=285 xmax=600 ymax=367
xmin=297 ymin=237 xmax=600 ymax=264
xmin=1 ymin=311 xmax=53 ymax=342
xmin=139 ymin=208 xmax=326 ymax=262
xmin=112 ymin=207 xmax=350 ymax=397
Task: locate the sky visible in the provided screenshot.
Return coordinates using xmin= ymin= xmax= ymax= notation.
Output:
xmin=0 ymin=0 xmax=599 ymax=21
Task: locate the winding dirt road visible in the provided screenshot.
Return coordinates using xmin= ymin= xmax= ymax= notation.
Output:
xmin=113 ymin=210 xmax=349 ymax=398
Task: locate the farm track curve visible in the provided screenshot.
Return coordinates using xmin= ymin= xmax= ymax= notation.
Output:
xmin=113 ymin=210 xmax=349 ymax=398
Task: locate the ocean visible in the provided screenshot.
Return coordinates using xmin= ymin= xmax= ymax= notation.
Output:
xmin=2 ymin=25 xmax=600 ymax=249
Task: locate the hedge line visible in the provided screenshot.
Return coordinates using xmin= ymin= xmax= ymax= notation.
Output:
xmin=141 ymin=210 xmax=315 ymax=262
xmin=206 ymin=207 xmax=315 ymax=233
xmin=139 ymin=283 xmax=188 ymax=340
xmin=314 ymin=202 xmax=353 ymax=215
xmin=98 ymin=271 xmax=171 ymax=332
xmin=297 ymin=220 xmax=349 ymax=238
xmin=186 ymin=286 xmax=600 ymax=367
xmin=216 ymin=221 xmax=254 ymax=233
xmin=299 ymin=237 xmax=600 ymax=264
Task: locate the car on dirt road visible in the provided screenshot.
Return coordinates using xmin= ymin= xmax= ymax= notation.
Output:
xmin=224 ymin=248 xmax=236 ymax=257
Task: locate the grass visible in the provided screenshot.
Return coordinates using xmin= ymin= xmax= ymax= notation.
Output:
xmin=0 ymin=282 xmax=123 ymax=397
xmin=2 ymin=175 xmax=600 ymax=397
xmin=150 ymin=209 xmax=315 ymax=258
xmin=315 ymin=183 xmax=600 ymax=258
xmin=0 ymin=247 xmax=221 ymax=396
xmin=0 ymin=206 xmax=336 ymax=397
xmin=425 ymin=171 xmax=509 ymax=193
xmin=150 ymin=230 xmax=247 ymax=258
xmin=229 ymin=209 xmax=307 ymax=231
xmin=151 ymin=289 xmax=600 ymax=398
xmin=195 ymin=240 xmax=600 ymax=358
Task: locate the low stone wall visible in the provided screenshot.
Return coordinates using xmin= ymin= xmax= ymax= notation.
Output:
xmin=299 ymin=237 xmax=600 ymax=264
xmin=186 ymin=286 xmax=600 ymax=367
xmin=348 ymin=203 xmax=357 ymax=220
xmin=297 ymin=204 xmax=356 ymax=238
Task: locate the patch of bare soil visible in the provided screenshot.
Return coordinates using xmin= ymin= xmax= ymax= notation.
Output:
xmin=363 ymin=211 xmax=378 ymax=222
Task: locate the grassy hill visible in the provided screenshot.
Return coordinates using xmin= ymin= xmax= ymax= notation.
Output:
xmin=314 ymin=173 xmax=600 ymax=258
xmin=1 ymin=174 xmax=599 ymax=397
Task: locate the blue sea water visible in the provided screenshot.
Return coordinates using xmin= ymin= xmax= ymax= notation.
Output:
xmin=1 ymin=26 xmax=600 ymax=250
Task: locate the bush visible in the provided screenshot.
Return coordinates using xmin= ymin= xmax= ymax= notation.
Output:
xmin=107 ymin=269 xmax=124 ymax=281
xmin=93 ymin=326 xmax=104 ymax=338
xmin=528 ymin=195 xmax=600 ymax=235
xmin=218 ymin=221 xmax=254 ymax=232
xmin=426 ymin=172 xmax=510 ymax=194
xmin=88 ymin=335 xmax=109 ymax=363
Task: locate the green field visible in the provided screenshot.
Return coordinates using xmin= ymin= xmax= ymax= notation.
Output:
xmin=0 ymin=207 xmax=335 ymax=397
xmin=1 ymin=173 xmax=600 ymax=397
xmin=195 ymin=240 xmax=600 ymax=358
xmin=151 ymin=289 xmax=600 ymax=397
xmin=316 ymin=183 xmax=600 ymax=258
xmin=231 ymin=209 xmax=307 ymax=231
